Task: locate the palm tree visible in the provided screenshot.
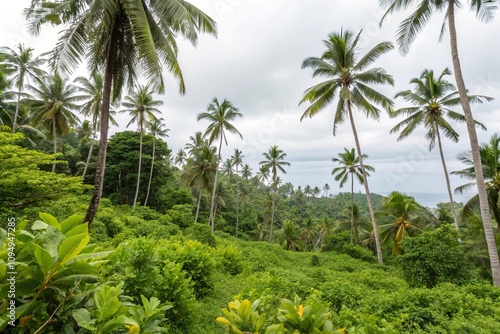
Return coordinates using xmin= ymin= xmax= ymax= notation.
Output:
xmin=29 ymin=74 xmax=81 ymax=172
xmin=0 ymin=44 xmax=46 ymax=133
xmin=183 ymin=145 xmax=217 ymax=224
xmin=259 ymin=145 xmax=291 ymax=242
xmin=241 ymin=164 xmax=253 ymax=180
xmin=120 ymin=85 xmax=162 ymax=209
xmin=197 ymin=98 xmax=243 ymax=232
xmin=255 ymin=165 xmax=270 ymax=187
xmin=299 ymin=29 xmax=393 ymax=265
xmin=391 ymin=68 xmax=489 ymax=231
xmin=175 ymin=149 xmax=187 ymax=168
xmin=301 ymin=217 xmax=318 ymax=250
xmin=336 ymin=203 xmax=369 ymax=244
xmin=452 ymin=133 xmax=500 ymax=228
xmin=222 ymin=158 xmax=235 ymax=178
xmin=26 ymin=0 xmax=217 ymax=227
xmin=379 ymin=0 xmax=500 ymax=286
xmin=377 ymin=192 xmax=435 ymax=255
xmin=322 ymin=183 xmax=331 ymax=197
xmin=75 ymin=72 xmax=119 ymax=179
xmin=276 ymin=220 xmax=302 ymax=251
xmin=332 ymin=148 xmax=374 ymax=244
xmin=232 ymin=148 xmax=244 ymax=237
xmin=185 ymin=131 xmax=206 ymax=155
xmin=144 ymin=118 xmax=169 ymax=207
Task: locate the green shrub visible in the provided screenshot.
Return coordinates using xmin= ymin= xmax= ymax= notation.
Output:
xmin=399 ymin=224 xmax=471 ymax=288
xmin=311 ymin=254 xmax=320 ymax=266
xmin=185 ymin=223 xmax=216 ymax=247
xmin=215 ymin=242 xmax=245 ymax=275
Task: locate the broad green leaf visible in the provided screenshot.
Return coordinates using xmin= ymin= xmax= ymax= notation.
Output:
xmin=58 ymin=234 xmax=90 ymax=265
xmin=65 ymin=250 xmax=112 ymax=265
xmin=60 ymin=214 xmax=84 ymax=234
xmin=17 ymin=230 xmax=35 ymax=242
xmin=100 ymin=315 xmax=136 ymax=333
xmin=30 ymin=242 xmax=55 ymax=275
xmin=94 ymin=284 xmax=123 ymax=319
xmin=42 ymin=226 xmax=66 ymax=258
xmin=31 ymin=220 xmax=49 ymax=231
xmin=65 ymin=223 xmax=88 ymax=238
xmin=39 ymin=212 xmax=61 ymax=230
xmin=72 ymin=308 xmax=97 ymax=331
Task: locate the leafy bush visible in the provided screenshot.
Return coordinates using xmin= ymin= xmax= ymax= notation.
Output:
xmin=322 ymin=231 xmax=376 ymax=262
xmin=184 ymin=223 xmax=216 ymax=247
xmin=166 ymin=204 xmax=194 ymax=229
xmin=399 ymin=224 xmax=471 ymax=288
xmin=214 ymin=242 xmax=245 ymax=275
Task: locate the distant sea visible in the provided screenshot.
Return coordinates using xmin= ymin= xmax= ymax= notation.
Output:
xmin=377 ymin=192 xmax=474 ymax=208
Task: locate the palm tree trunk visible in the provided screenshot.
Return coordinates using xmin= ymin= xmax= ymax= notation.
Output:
xmin=448 ymin=0 xmax=500 ymax=286
xmin=52 ymin=119 xmax=57 ymax=173
xmin=195 ymin=189 xmax=202 ymax=224
xmin=133 ymin=123 xmax=143 ymax=210
xmin=84 ymin=23 xmax=118 ymax=229
xmin=236 ymin=164 xmax=240 ymax=238
xmin=347 ymin=104 xmax=383 ymax=265
xmin=269 ymin=191 xmax=275 ymax=242
xmin=144 ymin=136 xmax=156 ymax=206
xmin=350 ymin=173 xmax=354 ymax=244
xmin=82 ymin=137 xmax=94 ymax=179
xmin=12 ymin=86 xmax=22 ymax=133
xmin=436 ymin=127 xmax=459 ymax=230
xmin=209 ymin=136 xmax=223 ymax=232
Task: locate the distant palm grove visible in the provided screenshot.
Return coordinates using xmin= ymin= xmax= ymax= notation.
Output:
xmin=1 ymin=1 xmax=500 ymax=333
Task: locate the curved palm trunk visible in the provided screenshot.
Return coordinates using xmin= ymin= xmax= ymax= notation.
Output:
xmin=448 ymin=1 xmax=500 ymax=286
xmin=347 ymin=105 xmax=383 ymax=265
xmin=209 ymin=136 xmax=223 ymax=233
xmin=133 ymin=123 xmax=143 ymax=210
xmin=236 ymin=164 xmax=240 ymax=238
xmin=12 ymin=86 xmax=22 ymax=133
xmin=350 ymin=173 xmax=355 ymax=244
xmin=436 ymin=127 xmax=459 ymax=230
xmin=144 ymin=136 xmax=156 ymax=206
xmin=52 ymin=119 xmax=57 ymax=173
xmin=82 ymin=137 xmax=94 ymax=179
xmin=195 ymin=189 xmax=202 ymax=224
xmin=84 ymin=23 xmax=118 ymax=229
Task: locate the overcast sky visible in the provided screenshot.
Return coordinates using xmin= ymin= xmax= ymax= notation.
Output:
xmin=2 ymin=0 xmax=500 ymax=207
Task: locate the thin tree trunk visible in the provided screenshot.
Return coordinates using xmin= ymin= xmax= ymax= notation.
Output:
xmin=144 ymin=136 xmax=156 ymax=206
xmin=195 ymin=189 xmax=202 ymax=224
xmin=83 ymin=23 xmax=118 ymax=229
xmin=82 ymin=137 xmax=94 ymax=179
xmin=236 ymin=164 xmax=240 ymax=238
xmin=133 ymin=122 xmax=143 ymax=210
xmin=269 ymin=191 xmax=275 ymax=242
xmin=52 ymin=119 xmax=57 ymax=173
xmin=436 ymin=127 xmax=459 ymax=230
xmin=12 ymin=86 xmax=21 ymax=133
xmin=350 ymin=173 xmax=354 ymax=244
xmin=448 ymin=0 xmax=500 ymax=286
xmin=347 ymin=104 xmax=383 ymax=265
xmin=209 ymin=136 xmax=223 ymax=233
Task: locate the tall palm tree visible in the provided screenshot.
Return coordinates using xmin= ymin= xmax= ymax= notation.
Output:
xmin=120 ymin=84 xmax=162 ymax=209
xmin=29 ymin=74 xmax=81 ymax=172
xmin=75 ymin=72 xmax=118 ymax=179
xmin=26 ymin=0 xmax=217 ymax=227
xmin=452 ymin=133 xmax=500 ymax=227
xmin=183 ymin=145 xmax=216 ymax=224
xmin=336 ymin=203 xmax=369 ymax=245
xmin=259 ymin=145 xmax=291 ymax=242
xmin=197 ymin=98 xmax=243 ymax=232
xmin=255 ymin=165 xmax=270 ymax=186
xmin=332 ymin=148 xmax=374 ymax=244
xmin=144 ymin=117 xmax=169 ymax=207
xmin=0 ymin=44 xmax=46 ymax=133
xmin=299 ymin=29 xmax=394 ymax=265
xmin=175 ymin=149 xmax=187 ymax=168
xmin=241 ymin=164 xmax=253 ymax=180
xmin=379 ymin=0 xmax=500 ymax=286
xmin=232 ymin=148 xmax=244 ymax=237
xmin=390 ymin=68 xmax=489 ymax=231
xmin=222 ymin=158 xmax=235 ymax=178
xmin=185 ymin=131 xmax=205 ymax=156
xmin=322 ymin=183 xmax=331 ymax=197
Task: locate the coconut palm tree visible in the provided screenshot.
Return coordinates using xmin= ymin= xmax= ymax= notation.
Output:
xmin=332 ymin=148 xmax=374 ymax=244
xmin=29 ymin=74 xmax=81 ymax=172
xmin=0 ymin=44 xmax=46 ymax=133
xmin=183 ymin=145 xmax=217 ymax=224
xmin=322 ymin=183 xmax=331 ymax=197
xmin=144 ymin=118 xmax=169 ymax=207
xmin=241 ymin=164 xmax=253 ymax=180
xmin=75 ymin=72 xmax=119 ymax=179
xmin=377 ymin=191 xmax=435 ymax=255
xmin=175 ymin=149 xmax=187 ymax=168
xmin=336 ymin=203 xmax=369 ymax=244
xmin=232 ymin=148 xmax=244 ymax=237
xmin=259 ymin=145 xmax=291 ymax=242
xmin=222 ymin=158 xmax=235 ymax=178
xmin=299 ymin=29 xmax=394 ymax=265
xmin=452 ymin=133 xmax=500 ymax=227
xmin=391 ymin=68 xmax=489 ymax=231
xmin=185 ymin=131 xmax=205 ymax=156
xmin=276 ymin=220 xmax=302 ymax=251
xmin=255 ymin=165 xmax=270 ymax=187
xmin=379 ymin=0 xmax=500 ymax=286
xmin=26 ymin=0 xmax=217 ymax=227
xmin=120 ymin=85 xmax=162 ymax=209
xmin=197 ymin=98 xmax=243 ymax=232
